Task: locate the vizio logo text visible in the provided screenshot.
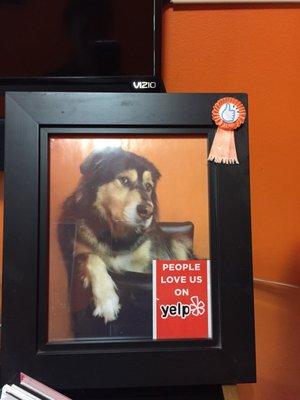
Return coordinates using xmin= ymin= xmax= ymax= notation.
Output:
xmin=132 ymin=81 xmax=157 ymax=90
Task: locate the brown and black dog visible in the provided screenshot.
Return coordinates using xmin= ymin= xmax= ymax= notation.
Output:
xmin=58 ymin=148 xmax=194 ymax=323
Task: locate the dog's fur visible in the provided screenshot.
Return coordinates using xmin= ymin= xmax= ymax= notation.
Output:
xmin=58 ymin=148 xmax=194 ymax=323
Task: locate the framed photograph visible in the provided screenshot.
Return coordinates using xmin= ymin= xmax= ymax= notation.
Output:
xmin=2 ymin=92 xmax=255 ymax=389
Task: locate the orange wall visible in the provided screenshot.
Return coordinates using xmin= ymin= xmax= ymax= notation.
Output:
xmin=163 ymin=4 xmax=300 ymax=286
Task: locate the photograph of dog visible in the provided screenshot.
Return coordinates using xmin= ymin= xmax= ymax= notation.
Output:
xmin=48 ymin=136 xmax=210 ymax=341
xmin=58 ymin=147 xmax=195 ymax=326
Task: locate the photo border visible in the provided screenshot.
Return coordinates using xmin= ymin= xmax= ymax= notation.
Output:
xmin=40 ymin=128 xmax=216 ymax=349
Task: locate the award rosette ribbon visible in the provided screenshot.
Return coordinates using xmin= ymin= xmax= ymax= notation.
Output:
xmin=208 ymin=97 xmax=246 ymax=164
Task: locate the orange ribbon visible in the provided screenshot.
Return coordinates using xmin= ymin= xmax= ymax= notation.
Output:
xmin=208 ymin=97 xmax=246 ymax=164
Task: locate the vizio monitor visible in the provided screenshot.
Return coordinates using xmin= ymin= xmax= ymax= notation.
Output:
xmin=0 ymin=0 xmax=163 ymax=92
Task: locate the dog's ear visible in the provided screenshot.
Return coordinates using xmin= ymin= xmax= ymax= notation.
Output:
xmin=80 ymin=147 xmax=123 ymax=176
xmin=152 ymin=167 xmax=161 ymax=183
xmin=80 ymin=150 xmax=104 ymax=176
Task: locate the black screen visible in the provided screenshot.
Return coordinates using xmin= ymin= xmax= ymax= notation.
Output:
xmin=0 ymin=0 xmax=155 ymax=78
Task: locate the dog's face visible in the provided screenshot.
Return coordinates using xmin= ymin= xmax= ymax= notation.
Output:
xmin=94 ymin=168 xmax=156 ymax=231
xmin=77 ymin=148 xmax=161 ymax=236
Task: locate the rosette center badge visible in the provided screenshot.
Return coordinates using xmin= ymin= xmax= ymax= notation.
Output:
xmin=219 ymin=103 xmax=240 ymax=124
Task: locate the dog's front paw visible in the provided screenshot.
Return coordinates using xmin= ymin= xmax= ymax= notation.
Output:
xmin=82 ymin=276 xmax=90 ymax=289
xmin=93 ymin=290 xmax=121 ymax=323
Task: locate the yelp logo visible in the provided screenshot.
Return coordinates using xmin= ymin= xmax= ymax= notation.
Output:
xmin=160 ymin=296 xmax=205 ymax=319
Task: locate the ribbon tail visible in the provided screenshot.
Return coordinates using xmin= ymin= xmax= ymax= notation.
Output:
xmin=208 ymin=128 xmax=239 ymax=164
xmin=228 ymin=131 xmax=239 ymax=164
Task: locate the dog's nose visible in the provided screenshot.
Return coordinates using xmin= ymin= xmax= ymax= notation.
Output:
xmin=137 ymin=203 xmax=153 ymax=219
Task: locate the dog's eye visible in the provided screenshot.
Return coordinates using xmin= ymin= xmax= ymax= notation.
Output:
xmin=119 ymin=176 xmax=130 ymax=186
xmin=145 ymin=183 xmax=153 ymax=192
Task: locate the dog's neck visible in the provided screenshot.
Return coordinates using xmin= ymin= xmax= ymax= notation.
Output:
xmin=101 ymin=230 xmax=144 ymax=252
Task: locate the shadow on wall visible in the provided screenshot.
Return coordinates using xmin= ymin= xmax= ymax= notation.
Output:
xmin=285 ymin=246 xmax=300 ymax=287
xmin=239 ymin=281 xmax=300 ymax=400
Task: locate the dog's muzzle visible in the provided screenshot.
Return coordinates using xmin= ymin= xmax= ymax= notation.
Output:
xmin=136 ymin=202 xmax=153 ymax=220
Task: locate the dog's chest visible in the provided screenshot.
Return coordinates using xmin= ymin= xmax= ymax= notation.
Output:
xmin=108 ymin=240 xmax=152 ymax=273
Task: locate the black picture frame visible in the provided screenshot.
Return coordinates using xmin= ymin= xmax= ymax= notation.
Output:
xmin=0 ymin=118 xmax=4 ymax=170
xmin=2 ymin=92 xmax=255 ymax=390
